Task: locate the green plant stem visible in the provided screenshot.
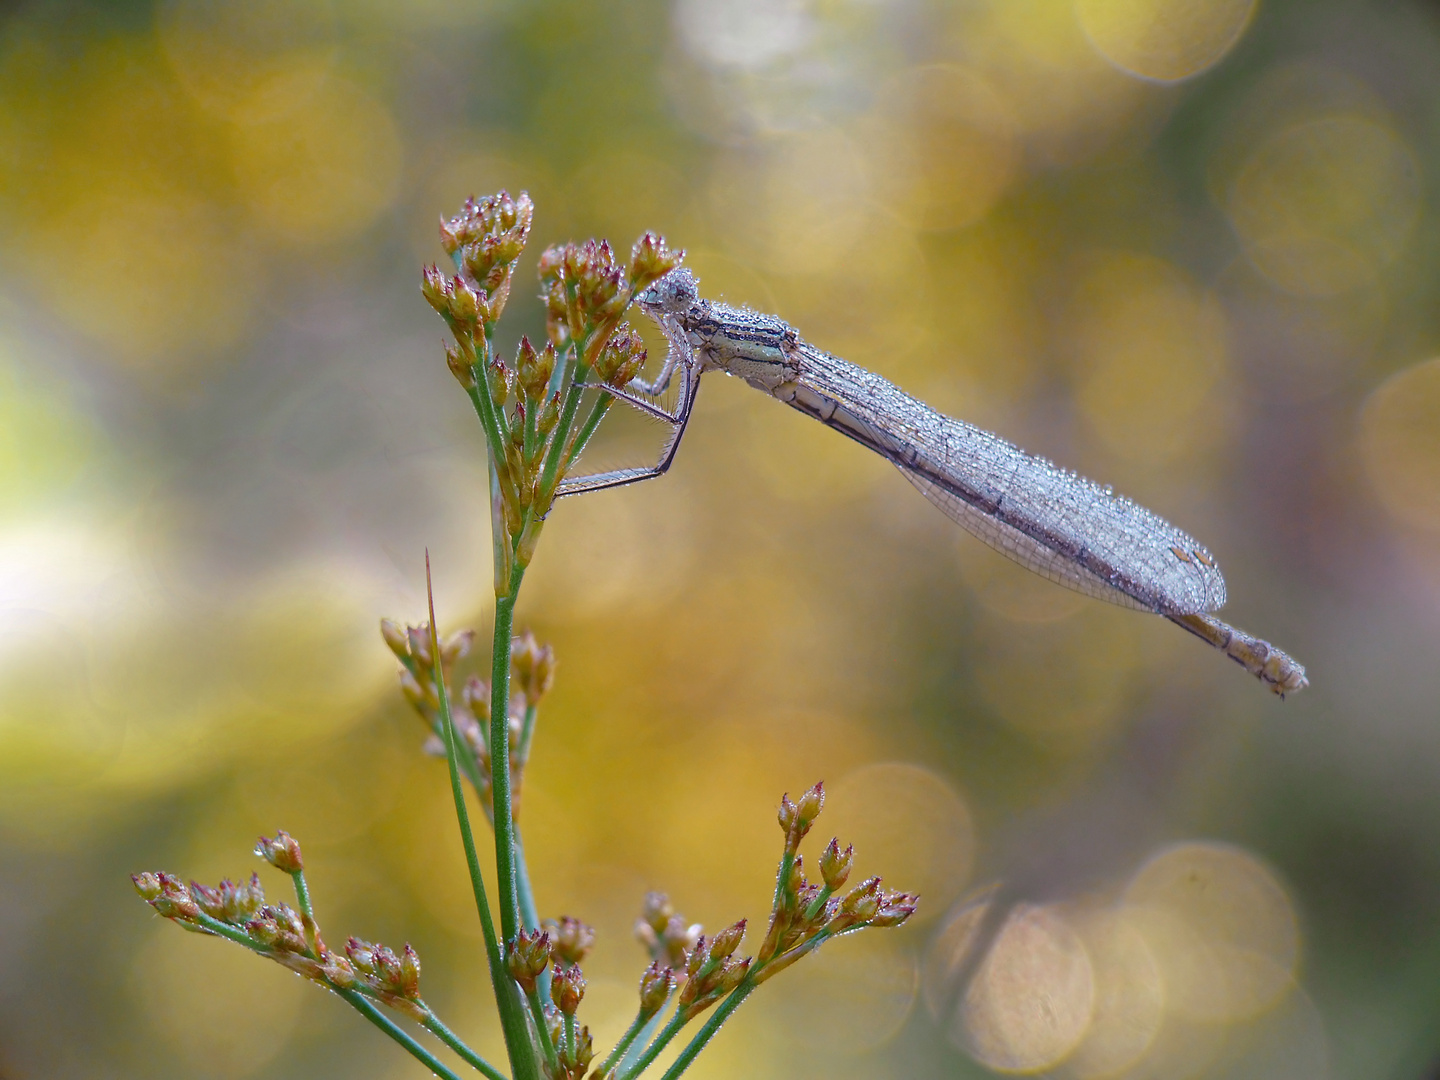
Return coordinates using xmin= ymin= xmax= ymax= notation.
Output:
xmin=618 ymin=1006 xmax=667 ymax=1074
xmin=535 ymin=357 xmax=591 ymax=503
xmin=618 ymin=1007 xmax=687 ymax=1080
xmin=518 ymin=703 xmax=538 ymax=767
xmin=489 ymin=575 xmax=525 ymax=950
xmin=289 ymin=869 xmax=314 ymax=922
xmin=192 ymin=910 xmax=265 ymax=949
xmin=428 ymin=573 xmax=540 ymax=1080
xmin=560 ymin=392 xmax=615 ymax=474
xmin=523 ymin=985 xmax=561 ymax=1075
xmin=423 ymin=1007 xmax=510 ymax=1080
xmin=802 ymin=884 xmax=833 ymax=922
xmin=657 ymin=982 xmax=757 ymax=1080
xmin=599 ymin=1008 xmax=656 ymax=1077
xmin=563 ymin=1011 xmax=576 ymax=1056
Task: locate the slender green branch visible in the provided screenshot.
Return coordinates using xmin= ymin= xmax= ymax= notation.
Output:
xmin=563 ymin=1012 xmax=576 ymax=1058
xmin=771 ymin=850 xmax=796 ymax=918
xmin=618 ymin=1007 xmax=667 ymax=1074
xmin=423 ymin=1007 xmax=510 ymax=1080
xmin=192 ymin=910 xmax=268 ymax=950
xmin=290 ymin=869 xmax=314 ymax=923
xmin=339 ymin=989 xmax=467 ymax=1080
xmin=427 ymin=559 xmax=540 ymax=1080
xmin=523 ymin=984 xmax=561 ymax=1075
xmin=617 ymin=1007 xmax=687 ymax=1080
xmin=599 ymin=1007 xmax=656 ymax=1078
xmin=657 ymin=983 xmax=757 ymax=1080
xmin=535 ymin=356 xmax=591 ymax=503
xmin=467 ymin=387 xmax=520 ymax=512
xmin=518 ymin=703 xmax=539 ymax=766
xmin=802 ymin=884 xmax=833 ymax=922
xmin=489 ymin=583 xmax=524 ymax=947
xmin=560 ymin=392 xmax=616 ymax=476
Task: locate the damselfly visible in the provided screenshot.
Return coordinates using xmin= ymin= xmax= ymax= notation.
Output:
xmin=558 ymin=269 xmax=1307 ymax=697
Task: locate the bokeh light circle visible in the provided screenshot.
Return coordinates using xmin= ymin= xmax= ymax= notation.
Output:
xmin=958 ymin=903 xmax=1095 ymax=1073
xmin=1070 ymin=252 xmax=1229 ymax=464
xmin=1125 ymin=842 xmax=1299 ymax=1023
xmin=866 ymin=65 xmax=1019 ymax=232
xmin=1359 ymin=357 xmax=1440 ymax=534
xmin=1227 ymin=116 xmax=1421 ymax=296
xmin=1067 ymin=907 xmax=1166 ymax=1078
xmin=1076 ymin=0 xmax=1258 ymax=82
xmin=227 ymin=70 xmax=402 ymax=246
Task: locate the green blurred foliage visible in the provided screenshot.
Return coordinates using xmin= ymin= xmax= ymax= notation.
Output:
xmin=2 ymin=0 xmax=1440 ymax=1077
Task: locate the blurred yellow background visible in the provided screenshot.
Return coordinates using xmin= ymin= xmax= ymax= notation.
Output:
xmin=2 ymin=1 xmax=1439 ymax=1077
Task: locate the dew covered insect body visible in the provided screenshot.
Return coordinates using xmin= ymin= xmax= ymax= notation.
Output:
xmin=560 ymin=268 xmax=1308 ymax=697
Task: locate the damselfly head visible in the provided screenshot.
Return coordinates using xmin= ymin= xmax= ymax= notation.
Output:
xmin=636 ymin=267 xmax=700 ymax=316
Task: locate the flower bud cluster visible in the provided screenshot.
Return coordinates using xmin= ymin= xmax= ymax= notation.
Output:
xmin=133 ymin=843 xmax=430 ymax=1022
xmin=344 ymin=937 xmax=426 ymax=1017
xmin=381 ymin=618 xmax=476 ymax=728
xmin=754 ymin=781 xmax=918 ymax=981
xmin=677 ymin=919 xmax=751 ymax=1021
xmin=437 ymin=190 xmax=534 ymax=323
xmin=546 ymin=1019 xmax=594 ymax=1080
xmin=380 ymin=617 xmax=516 ymax=804
xmin=425 ymin=190 xmax=684 ymax=575
xmin=634 ymin=891 xmax=702 ymax=971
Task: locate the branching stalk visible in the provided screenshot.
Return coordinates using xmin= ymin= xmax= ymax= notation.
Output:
xmin=427 ymin=558 xmax=539 ymax=1080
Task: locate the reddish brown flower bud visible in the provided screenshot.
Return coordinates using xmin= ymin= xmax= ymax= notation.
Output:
xmin=716 ymin=955 xmax=751 ymax=995
xmin=819 ymin=838 xmax=854 ymax=891
xmin=708 ymin=919 xmax=746 ymax=962
xmin=132 ymin=872 xmax=164 ymax=903
xmin=255 ymin=830 xmax=304 ymax=873
xmin=517 ymin=337 xmax=556 ymax=403
xmin=871 ymin=890 xmax=919 ymax=928
xmin=629 ymin=232 xmax=684 ymax=291
xmin=439 ymin=217 xmax=461 ymax=256
xmin=399 ymin=943 xmax=422 ymax=998
xmin=592 ymin=327 xmax=647 ymax=389
xmin=640 ymin=891 xmax=673 ymax=935
xmin=421 ymin=264 xmax=452 ymax=315
xmin=537 ymin=243 xmax=566 ymax=286
xmin=372 ymin=944 xmax=405 ymax=993
xmin=446 ymin=342 xmax=477 ymax=390
xmin=778 ymin=781 xmax=825 ymax=851
xmin=462 ymin=675 xmax=491 ymax=723
xmin=346 ymin=937 xmax=378 ymax=975
xmin=638 ymin=961 xmax=675 ymax=1018
xmin=840 ymin=877 xmax=883 ymax=921
xmin=487 ymin=357 xmax=512 ymax=409
xmin=536 ymin=391 xmax=560 ymax=437
xmin=449 ymin=276 xmax=481 ymax=324
xmin=506 ymin=928 xmax=551 ymax=994
xmin=552 ymin=962 xmax=586 ymax=1015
